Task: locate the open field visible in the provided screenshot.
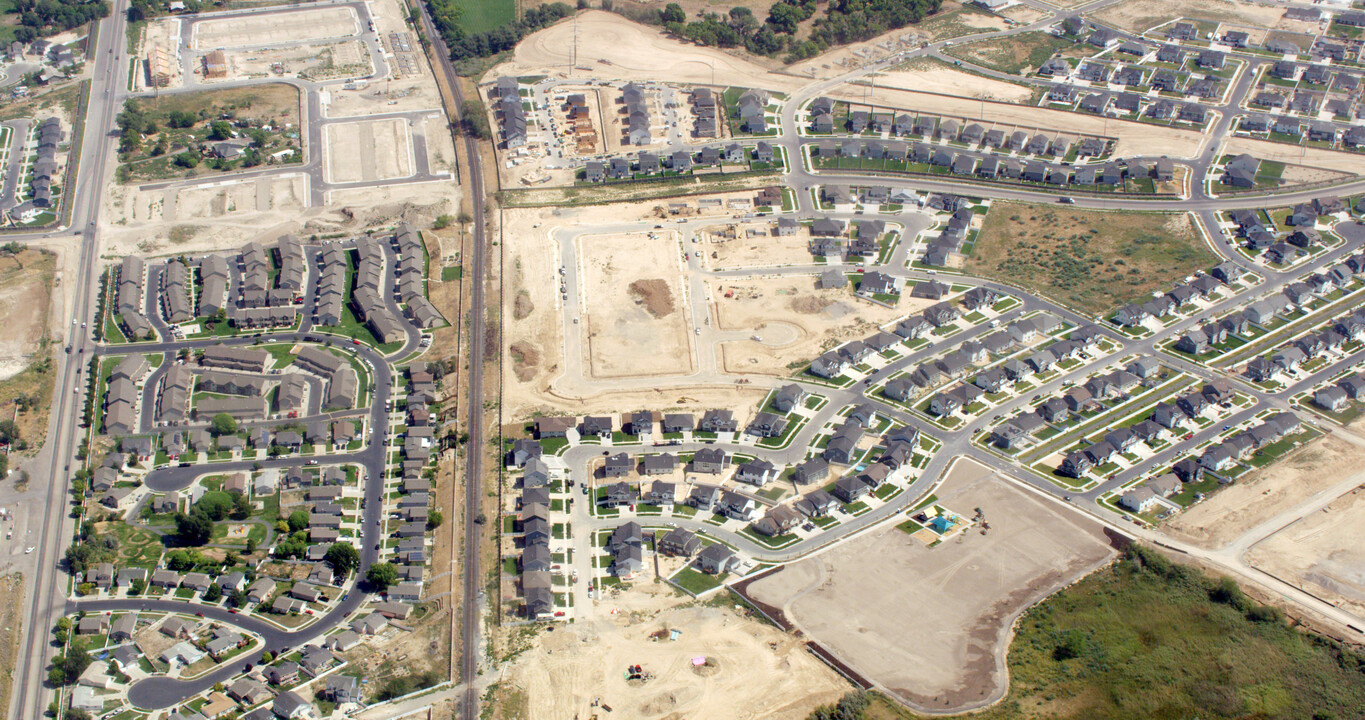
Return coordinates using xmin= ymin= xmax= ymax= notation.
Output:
xmin=0 ymin=249 xmax=54 ymax=381
xmin=191 ymin=6 xmax=359 ymax=49
xmin=942 ymin=31 xmax=1092 ymax=76
xmin=216 ymin=40 xmax=372 ymax=83
xmin=746 ymin=459 xmax=1115 ymax=713
xmin=852 ymin=545 xmax=1365 ymax=720
xmin=499 ymin=581 xmax=849 ymax=720
xmin=1246 ymin=486 xmax=1365 ymax=620
xmin=324 ymin=118 xmax=413 ymax=183
xmin=965 ymin=203 xmax=1216 ymax=317
xmin=872 ymin=59 xmax=1035 ymax=103
xmin=701 ymin=223 xmax=819 ymax=269
xmin=710 ymin=276 xmax=923 ymax=377
xmin=826 ymin=85 xmax=1207 ymax=159
xmin=493 ymin=11 xmax=802 ymax=92
xmin=1095 ymin=0 xmax=1323 ymax=35
xmin=578 ymin=231 xmax=694 ymax=379
xmin=444 ymin=0 xmax=514 ymax=34
xmin=1163 ymin=434 xmax=1365 ymax=550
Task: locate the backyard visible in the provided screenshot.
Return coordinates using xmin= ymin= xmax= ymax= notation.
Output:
xmin=965 ymin=203 xmax=1218 ymax=317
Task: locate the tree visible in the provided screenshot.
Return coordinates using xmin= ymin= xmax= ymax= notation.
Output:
xmin=165 ymin=548 xmax=200 ymax=571
xmin=196 ymin=491 xmax=234 ymax=521
xmin=662 ymin=2 xmax=685 ymax=23
xmin=325 ymin=543 xmax=359 ymax=577
xmin=287 ymin=510 xmax=309 ymax=533
xmin=260 ymin=651 xmax=274 ymax=664
xmin=225 ymin=550 xmax=240 ymax=566
xmin=203 ymin=584 xmax=222 ymax=602
xmin=209 ymin=413 xmax=237 ymax=437
xmin=459 ymin=99 xmax=490 ymax=139
xmin=428 ymin=510 xmax=444 ymax=529
xmin=806 ymin=692 xmax=869 ymax=720
xmin=366 ymin=562 xmax=398 ymax=591
xmin=230 ymin=492 xmax=252 ymax=520
xmin=175 ymin=511 xmax=213 ymax=546
xmin=173 ymin=151 xmax=199 ymax=169
xmin=208 ymin=121 xmax=233 ymax=141
xmin=166 ymin=110 xmax=197 ymax=128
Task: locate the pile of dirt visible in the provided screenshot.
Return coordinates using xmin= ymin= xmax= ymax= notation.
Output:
xmin=788 ymin=296 xmax=833 ymax=315
xmin=692 ymin=657 xmax=720 ymax=676
xmin=510 ymin=341 xmax=541 ymax=382
xmin=627 ymin=278 xmax=675 ymax=318
xmin=513 ymin=290 xmax=534 ymax=320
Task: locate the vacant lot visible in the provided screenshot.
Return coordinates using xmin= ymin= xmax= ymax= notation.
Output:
xmin=1163 ymin=434 xmax=1365 ymax=550
xmin=118 ymin=84 xmax=303 ymax=182
xmin=501 ymin=582 xmax=848 ymax=719
xmin=849 ymin=545 xmax=1365 ymax=720
xmin=0 ymin=573 xmax=23 ymax=718
xmin=746 ymin=459 xmax=1115 ymax=713
xmin=0 ymin=249 xmax=54 ymax=380
xmin=444 ymin=0 xmax=514 ymax=33
xmin=324 ymin=118 xmax=412 ymax=183
xmin=710 ymin=276 xmax=922 ymax=377
xmin=1246 ymin=486 xmax=1365 ymax=619
xmin=1094 ymin=0 xmax=1316 ymax=34
xmin=578 ymin=232 xmax=693 ymax=378
xmin=943 ymin=31 xmax=1090 ymax=76
xmin=875 ymin=59 xmax=1035 ymax=103
xmin=965 ymin=203 xmax=1216 ymax=317
xmin=192 ymin=6 xmax=359 ymax=49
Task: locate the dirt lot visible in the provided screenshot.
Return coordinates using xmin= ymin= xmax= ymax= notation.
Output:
xmin=1245 ymin=486 xmax=1365 ymax=619
xmin=101 ymin=174 xmax=457 ymax=259
xmin=700 ymin=222 xmax=819 ymax=270
xmin=0 ymin=250 xmax=54 ymax=381
xmin=1095 ymin=0 xmax=1323 ymax=34
xmin=746 ymin=459 xmax=1115 ymax=713
xmin=943 ymin=31 xmax=1095 ymax=77
xmin=192 ymin=6 xmax=359 ymax=50
xmin=215 ymin=40 xmax=372 ymax=83
xmin=0 ymin=573 xmax=23 ymax=717
xmin=499 ymin=204 xmax=767 ymax=419
xmin=872 ymin=60 xmax=1035 ymax=103
xmin=578 ymin=231 xmax=694 ymax=379
xmin=500 ymin=581 xmax=849 ymax=720
xmin=1163 ymin=434 xmax=1365 ymax=550
xmin=325 ymin=118 xmax=413 ymax=183
xmin=136 ymin=18 xmax=183 ymax=91
xmin=710 ymin=276 xmax=929 ymax=377
xmin=827 ymin=85 xmax=1207 ymax=159
xmin=494 ymin=10 xmax=802 ymax=93
xmin=1223 ymin=136 xmax=1365 ymax=178
xmin=965 ymin=202 xmax=1216 ymax=317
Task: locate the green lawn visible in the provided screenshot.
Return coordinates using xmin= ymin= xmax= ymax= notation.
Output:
xmin=445 ymin=0 xmax=515 ymax=33
xmin=855 ymin=545 xmax=1365 ymax=720
xmin=672 ymin=567 xmax=727 ymax=595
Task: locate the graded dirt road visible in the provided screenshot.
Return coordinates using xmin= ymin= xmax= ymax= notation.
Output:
xmin=745 ymin=459 xmax=1115 ymax=713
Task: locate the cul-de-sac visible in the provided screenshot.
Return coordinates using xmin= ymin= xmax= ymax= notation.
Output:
xmin=0 ymin=0 xmax=1364 ymax=719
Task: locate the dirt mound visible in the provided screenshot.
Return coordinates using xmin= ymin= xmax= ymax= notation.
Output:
xmin=640 ymin=693 xmax=677 ymax=714
xmin=628 ymin=278 xmax=675 ymax=318
xmin=510 ymin=341 xmax=541 ymax=382
xmin=513 ymin=290 xmax=534 ymax=320
xmin=788 ymin=296 xmax=833 ymax=315
xmin=691 ymin=657 xmax=719 ymax=676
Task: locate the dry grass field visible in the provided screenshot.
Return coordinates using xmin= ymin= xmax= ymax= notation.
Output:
xmin=965 ymin=203 xmax=1217 ymax=317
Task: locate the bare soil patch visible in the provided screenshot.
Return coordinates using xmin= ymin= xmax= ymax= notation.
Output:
xmin=965 ymin=202 xmax=1215 ymax=318
xmin=579 ymin=232 xmax=693 ymax=379
xmin=745 ymin=459 xmax=1115 ymax=713
xmin=873 ymin=62 xmax=1035 ymax=103
xmin=1163 ymin=434 xmax=1365 ymax=550
xmin=509 ymin=341 xmax=540 ymax=382
xmin=494 ymin=10 xmax=800 ymax=92
xmin=711 ymin=277 xmax=922 ymax=376
xmin=627 ymin=279 xmax=675 ymax=319
xmin=1245 ymin=486 xmax=1365 ymax=619
xmin=192 ymin=6 xmax=359 ymax=50
xmin=1223 ymin=136 xmax=1365 ymax=178
xmin=499 ymin=581 xmax=848 ymax=720
xmin=0 ymin=250 xmax=54 ymax=380
xmin=1096 ymin=0 xmax=1322 ymax=34
xmin=512 ymin=290 xmax=534 ymax=320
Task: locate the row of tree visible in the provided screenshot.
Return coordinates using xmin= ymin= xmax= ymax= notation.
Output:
xmin=656 ymin=0 xmax=943 ymax=61
xmin=430 ymin=1 xmax=574 ymax=64
xmin=5 ymin=0 xmax=109 ymax=44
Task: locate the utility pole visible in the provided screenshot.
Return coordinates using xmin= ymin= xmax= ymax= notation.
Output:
xmin=572 ymin=13 xmax=578 ymax=72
